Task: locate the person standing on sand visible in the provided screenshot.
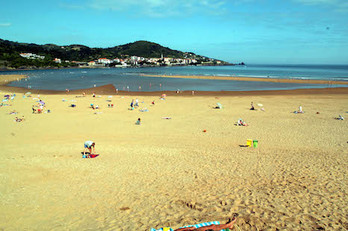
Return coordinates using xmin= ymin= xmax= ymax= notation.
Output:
xmin=130 ymin=99 xmax=134 ymax=108
xmin=83 ymin=141 xmax=96 ymax=155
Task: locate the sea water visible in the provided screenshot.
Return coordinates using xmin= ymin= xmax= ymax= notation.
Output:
xmin=4 ymin=64 xmax=348 ymax=92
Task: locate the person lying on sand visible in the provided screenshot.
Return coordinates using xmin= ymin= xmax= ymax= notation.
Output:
xmin=15 ymin=116 xmax=25 ymax=122
xmin=237 ymin=119 xmax=248 ymax=126
xmin=174 ymin=217 xmax=237 ymax=231
xmin=83 ymin=141 xmax=96 ymax=155
xmin=336 ymin=115 xmax=344 ymax=120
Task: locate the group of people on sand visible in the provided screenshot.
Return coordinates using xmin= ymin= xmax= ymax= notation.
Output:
xmin=32 ymin=99 xmax=46 ymax=114
xmin=130 ymin=98 xmax=139 ymax=110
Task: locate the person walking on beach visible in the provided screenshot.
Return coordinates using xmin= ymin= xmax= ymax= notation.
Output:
xmin=83 ymin=141 xmax=96 ymax=155
xmin=130 ymin=99 xmax=134 ymax=108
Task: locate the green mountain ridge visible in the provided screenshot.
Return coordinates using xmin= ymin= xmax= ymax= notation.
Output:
xmin=0 ymin=39 xmax=228 ymax=69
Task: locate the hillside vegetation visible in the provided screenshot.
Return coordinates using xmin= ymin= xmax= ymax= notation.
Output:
xmin=0 ymin=39 xmax=222 ymax=69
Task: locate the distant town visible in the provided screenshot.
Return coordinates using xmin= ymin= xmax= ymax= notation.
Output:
xmin=19 ymin=52 xmax=237 ymax=68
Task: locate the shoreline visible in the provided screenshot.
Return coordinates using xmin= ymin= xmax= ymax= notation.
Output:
xmin=1 ymin=74 xmax=348 ymax=96
xmin=140 ymin=74 xmax=348 ymax=85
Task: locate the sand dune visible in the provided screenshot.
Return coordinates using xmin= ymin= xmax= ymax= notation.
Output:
xmin=0 ymin=75 xmax=347 ymax=230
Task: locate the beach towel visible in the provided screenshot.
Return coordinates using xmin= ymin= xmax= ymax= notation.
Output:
xmin=181 ymin=221 xmax=221 ymax=229
xmin=151 ymin=221 xmax=229 ymax=231
xmin=89 ymin=154 xmax=99 ymax=158
xmin=150 ymin=228 xmax=173 ymax=231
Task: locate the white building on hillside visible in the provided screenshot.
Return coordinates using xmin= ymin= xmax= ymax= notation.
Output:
xmin=53 ymin=58 xmax=61 ymax=64
xmin=98 ymin=58 xmax=111 ymax=64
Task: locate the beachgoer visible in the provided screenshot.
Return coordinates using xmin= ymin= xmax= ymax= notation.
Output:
xmin=152 ymin=100 xmax=155 ymax=105
xmin=250 ymin=102 xmax=255 ymax=110
xmin=337 ymin=115 xmax=344 ymax=120
xmin=15 ymin=116 xmax=25 ymax=122
xmin=93 ymin=92 xmax=96 ymax=98
xmin=32 ymin=105 xmax=36 ymax=113
xmin=237 ymin=119 xmax=248 ymax=126
xmin=135 ymin=98 xmax=139 ymax=107
xmin=83 ymin=141 xmax=95 ymax=155
xmin=299 ymin=106 xmax=303 ymax=113
xmin=294 ymin=106 xmax=304 ymax=114
xmin=136 ymin=118 xmax=141 ymax=125
xmin=174 ymin=217 xmax=237 ymax=231
xmin=130 ymin=99 xmax=134 ymax=108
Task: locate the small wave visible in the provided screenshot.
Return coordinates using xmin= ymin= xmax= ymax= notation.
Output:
xmin=234 ymin=74 xmax=275 ymax=78
xmin=215 ymin=74 xmax=233 ymax=77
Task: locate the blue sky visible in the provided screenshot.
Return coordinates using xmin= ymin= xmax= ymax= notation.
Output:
xmin=1 ymin=0 xmax=348 ymax=64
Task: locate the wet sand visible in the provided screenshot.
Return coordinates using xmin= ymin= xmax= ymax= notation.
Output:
xmin=0 ymin=74 xmax=347 ymax=230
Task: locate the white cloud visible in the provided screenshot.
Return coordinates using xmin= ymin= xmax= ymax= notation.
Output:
xmin=0 ymin=23 xmax=11 ymax=27
xmin=88 ymin=0 xmax=227 ymax=17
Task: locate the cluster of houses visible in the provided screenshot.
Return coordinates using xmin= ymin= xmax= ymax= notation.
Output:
xmin=19 ymin=53 xmax=45 ymax=60
xmin=19 ymin=53 xmax=224 ymax=67
xmin=86 ymin=55 xmax=208 ymax=67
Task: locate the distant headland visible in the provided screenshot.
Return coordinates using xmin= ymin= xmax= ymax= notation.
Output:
xmin=0 ymin=39 xmax=245 ymax=70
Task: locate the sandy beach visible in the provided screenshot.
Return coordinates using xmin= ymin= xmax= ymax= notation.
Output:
xmin=0 ymin=74 xmax=347 ymax=230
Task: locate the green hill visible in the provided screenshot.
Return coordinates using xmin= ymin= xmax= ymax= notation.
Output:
xmin=0 ymin=39 xmax=226 ymax=69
